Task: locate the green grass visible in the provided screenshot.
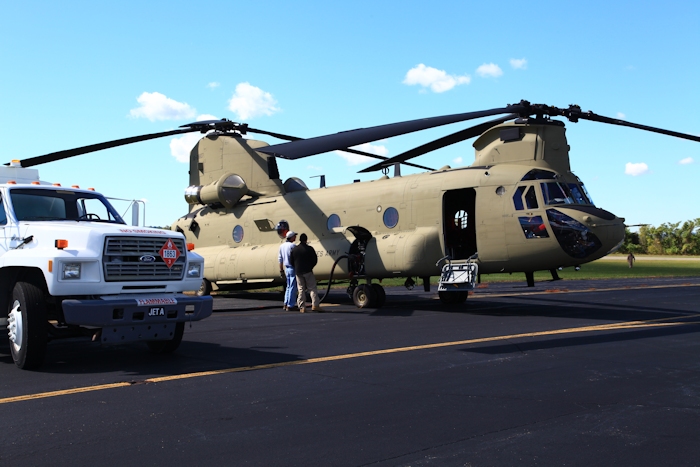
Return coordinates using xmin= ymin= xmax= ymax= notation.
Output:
xmin=477 ymin=259 xmax=700 ymax=283
xmin=230 ymin=257 xmax=700 ymax=294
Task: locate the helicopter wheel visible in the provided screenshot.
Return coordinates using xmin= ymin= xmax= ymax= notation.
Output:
xmin=438 ymin=290 xmax=468 ymax=305
xmin=352 ymin=284 xmax=376 ymax=308
xmin=370 ymin=283 xmax=386 ymax=308
xmin=196 ymin=278 xmax=212 ymax=297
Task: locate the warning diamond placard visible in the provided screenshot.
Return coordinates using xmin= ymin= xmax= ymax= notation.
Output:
xmin=159 ymin=238 xmax=181 ymax=268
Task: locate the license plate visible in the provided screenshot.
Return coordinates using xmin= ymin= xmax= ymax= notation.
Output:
xmin=148 ymin=307 xmax=165 ymax=317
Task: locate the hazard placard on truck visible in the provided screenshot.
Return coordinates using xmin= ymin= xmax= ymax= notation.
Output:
xmin=0 ymin=161 xmax=213 ymax=369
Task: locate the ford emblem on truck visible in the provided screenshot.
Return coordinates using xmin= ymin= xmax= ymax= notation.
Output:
xmin=139 ymin=255 xmax=156 ymax=263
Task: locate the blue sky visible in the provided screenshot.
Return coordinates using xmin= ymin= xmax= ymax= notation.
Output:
xmin=1 ymin=0 xmax=698 ymax=228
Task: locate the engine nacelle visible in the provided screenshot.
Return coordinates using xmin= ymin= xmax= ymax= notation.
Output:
xmin=185 ymin=173 xmax=248 ymax=208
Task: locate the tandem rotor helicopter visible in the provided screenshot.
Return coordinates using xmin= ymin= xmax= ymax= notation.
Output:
xmin=13 ymin=100 xmax=700 ymax=307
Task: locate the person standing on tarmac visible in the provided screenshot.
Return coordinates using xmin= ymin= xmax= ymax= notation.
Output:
xmin=290 ymin=233 xmax=321 ymax=313
xmin=278 ymin=231 xmax=298 ymax=311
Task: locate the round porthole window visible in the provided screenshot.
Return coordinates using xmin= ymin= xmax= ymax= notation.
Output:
xmin=327 ymin=213 xmax=341 ymax=231
xmin=232 ymin=225 xmax=244 ymax=243
xmin=383 ymin=207 xmax=399 ymax=229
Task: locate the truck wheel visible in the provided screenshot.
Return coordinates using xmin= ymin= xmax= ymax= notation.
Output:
xmin=146 ymin=322 xmax=185 ymax=353
xmin=7 ymin=282 xmax=48 ymax=370
xmin=196 ymin=279 xmax=212 ymax=297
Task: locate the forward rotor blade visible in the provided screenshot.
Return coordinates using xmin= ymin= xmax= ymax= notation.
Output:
xmin=247 ymin=127 xmax=434 ymax=171
xmin=256 ymin=105 xmax=523 ymax=159
xmin=359 ymin=115 xmax=517 ymax=173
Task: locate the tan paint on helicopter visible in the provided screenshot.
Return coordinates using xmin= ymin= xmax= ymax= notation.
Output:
xmin=173 ymin=121 xmax=625 ymax=292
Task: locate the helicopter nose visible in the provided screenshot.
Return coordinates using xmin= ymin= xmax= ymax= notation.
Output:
xmin=546 ymin=206 xmax=626 ymax=260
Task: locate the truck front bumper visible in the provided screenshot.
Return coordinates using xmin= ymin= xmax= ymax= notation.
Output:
xmin=61 ymin=294 xmax=213 ymax=344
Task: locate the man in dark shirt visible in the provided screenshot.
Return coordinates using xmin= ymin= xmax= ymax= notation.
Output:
xmin=290 ymin=233 xmax=321 ymax=312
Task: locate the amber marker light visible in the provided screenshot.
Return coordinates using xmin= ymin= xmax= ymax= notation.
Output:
xmin=31 ymin=181 xmax=40 ymax=185
xmin=55 ymin=239 xmax=69 ymax=249
xmin=7 ymin=181 xmax=16 ymax=185
xmin=48 ymin=260 xmax=53 ymax=272
xmin=71 ymin=185 xmax=80 ymax=189
xmin=187 ymin=243 xmax=195 ymax=251
xmin=53 ymin=183 xmax=62 ymax=186
xmin=88 ymin=188 xmax=95 ymax=191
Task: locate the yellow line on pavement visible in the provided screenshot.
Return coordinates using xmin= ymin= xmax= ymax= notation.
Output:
xmin=1 ymin=315 xmax=697 ymax=405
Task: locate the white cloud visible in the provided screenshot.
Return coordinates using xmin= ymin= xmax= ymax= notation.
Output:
xmin=616 ymin=112 xmax=626 ymax=120
xmin=475 ymin=63 xmax=503 ymax=78
xmin=403 ymin=64 xmax=471 ymax=93
xmin=228 ymin=82 xmax=280 ymax=120
xmin=453 ymin=156 xmax=463 ymax=164
xmin=625 ymin=162 xmax=649 ymax=176
xmin=679 ymin=157 xmax=694 ymax=165
xmin=207 ymin=82 xmax=220 ymax=89
xmin=336 ymin=142 xmax=389 ymax=166
xmin=129 ymin=92 xmax=196 ymax=121
xmin=169 ymin=114 xmax=218 ymax=163
xmin=510 ymin=58 xmax=527 ymax=69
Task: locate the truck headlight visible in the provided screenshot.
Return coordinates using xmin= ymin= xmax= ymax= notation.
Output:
xmin=62 ymin=262 xmax=82 ymax=280
xmin=186 ymin=262 xmax=202 ymax=278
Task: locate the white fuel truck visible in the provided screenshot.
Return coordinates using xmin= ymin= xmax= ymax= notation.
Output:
xmin=0 ymin=162 xmax=213 ymax=369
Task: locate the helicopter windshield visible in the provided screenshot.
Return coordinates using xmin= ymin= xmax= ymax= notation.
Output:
xmin=9 ymin=188 xmax=125 ymax=223
xmin=540 ymin=182 xmax=574 ymax=205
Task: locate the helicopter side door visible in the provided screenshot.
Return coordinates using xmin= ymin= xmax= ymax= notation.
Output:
xmin=442 ymin=188 xmax=477 ymax=260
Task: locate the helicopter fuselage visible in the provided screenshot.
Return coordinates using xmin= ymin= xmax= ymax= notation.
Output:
xmin=173 ymin=120 xmax=625 ymax=292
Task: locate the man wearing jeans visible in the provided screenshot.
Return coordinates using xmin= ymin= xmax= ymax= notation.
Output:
xmin=278 ymin=231 xmax=298 ymax=311
xmin=290 ymin=233 xmax=321 ymax=313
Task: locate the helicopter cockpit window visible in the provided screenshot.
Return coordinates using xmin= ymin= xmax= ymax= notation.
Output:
xmin=327 ymin=214 xmax=341 ymax=231
xmin=513 ymin=186 xmax=526 ymax=210
xmin=518 ymin=216 xmax=549 ymax=239
xmin=383 ymin=207 xmax=399 ymax=229
xmin=568 ymin=183 xmax=591 ymax=204
xmin=275 ymin=220 xmax=290 ymax=239
xmin=540 ymin=182 xmax=574 ymax=206
xmin=521 ymin=169 xmax=556 ymax=181
xmin=513 ymin=186 xmax=538 ymax=211
xmin=524 ymin=186 xmax=538 ymax=209
xmin=232 ymin=225 xmax=244 ymax=243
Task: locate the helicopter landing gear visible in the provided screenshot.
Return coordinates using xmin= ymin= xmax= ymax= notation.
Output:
xmin=371 ymin=283 xmax=386 ymax=308
xmin=438 ymin=290 xmax=469 ymax=305
xmin=351 ymin=282 xmax=386 ymax=308
xmin=352 ymin=284 xmax=375 ymax=308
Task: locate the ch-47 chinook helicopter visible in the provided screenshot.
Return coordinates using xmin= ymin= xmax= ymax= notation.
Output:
xmin=16 ymin=100 xmax=700 ymax=307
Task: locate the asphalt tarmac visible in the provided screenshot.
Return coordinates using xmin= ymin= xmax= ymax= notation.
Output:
xmin=1 ymin=276 xmax=700 ymax=466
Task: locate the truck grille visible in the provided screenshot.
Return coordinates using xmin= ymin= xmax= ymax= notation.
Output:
xmin=103 ymin=236 xmax=186 ymax=282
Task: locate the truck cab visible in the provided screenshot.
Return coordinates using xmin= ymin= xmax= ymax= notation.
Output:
xmin=0 ymin=162 xmax=213 ymax=369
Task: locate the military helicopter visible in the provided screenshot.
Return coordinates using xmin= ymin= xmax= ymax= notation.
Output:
xmin=15 ymin=100 xmax=700 ymax=307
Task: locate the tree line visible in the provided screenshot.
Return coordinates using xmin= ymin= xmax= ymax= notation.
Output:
xmin=619 ymin=218 xmax=700 ymax=255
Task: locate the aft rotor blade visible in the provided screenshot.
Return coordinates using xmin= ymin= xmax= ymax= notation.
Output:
xmin=568 ymin=109 xmax=700 ymax=143
xmin=359 ymin=115 xmax=517 ymax=173
xmin=247 ymin=127 xmax=434 ymax=171
xmin=15 ymin=128 xmax=197 ymax=168
xmin=12 ymin=119 xmax=237 ymax=168
xmin=256 ymin=105 xmax=522 ymax=159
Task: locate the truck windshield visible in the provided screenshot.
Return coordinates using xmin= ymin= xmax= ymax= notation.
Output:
xmin=9 ymin=188 xmax=125 ymax=224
